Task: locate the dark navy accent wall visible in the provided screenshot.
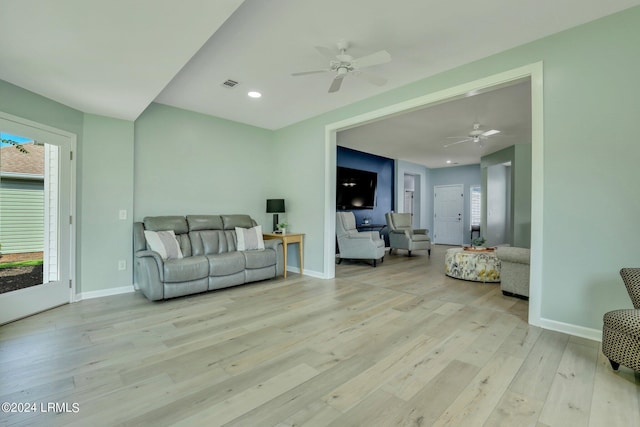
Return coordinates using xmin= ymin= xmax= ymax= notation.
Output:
xmin=336 ymin=146 xmax=394 ymax=228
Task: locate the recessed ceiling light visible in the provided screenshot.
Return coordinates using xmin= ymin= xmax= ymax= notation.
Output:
xmin=446 ymin=160 xmax=452 ymax=164
xmin=248 ymin=91 xmax=262 ymax=98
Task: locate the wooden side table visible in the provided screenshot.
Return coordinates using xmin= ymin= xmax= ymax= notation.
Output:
xmin=263 ymin=232 xmax=304 ymax=278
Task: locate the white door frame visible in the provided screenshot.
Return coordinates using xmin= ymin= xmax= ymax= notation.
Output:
xmin=324 ymin=62 xmax=544 ymax=327
xmin=0 ymin=111 xmax=76 ymax=324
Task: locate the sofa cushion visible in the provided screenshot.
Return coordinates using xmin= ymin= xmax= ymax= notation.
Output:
xmin=207 ymin=252 xmax=246 ymax=276
xmin=221 ymin=214 xmax=254 ymax=230
xmin=187 ymin=215 xmax=223 ymax=231
xmin=163 ymin=256 xmax=209 ymax=283
xmin=144 ymin=216 xmax=188 ymax=234
xmin=190 ymin=230 xmax=237 ymax=255
xmin=144 ymin=230 xmax=184 ymax=260
xmin=243 ymin=248 xmax=276 ymax=269
xmin=236 ymin=225 xmax=265 ymax=251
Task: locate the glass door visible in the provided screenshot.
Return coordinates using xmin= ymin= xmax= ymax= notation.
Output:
xmin=0 ymin=114 xmax=75 ymax=324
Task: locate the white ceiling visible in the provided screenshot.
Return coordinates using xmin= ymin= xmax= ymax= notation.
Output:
xmin=338 ymin=80 xmax=532 ymax=169
xmin=0 ymin=0 xmax=244 ymax=121
xmin=0 ymin=0 xmax=638 ymax=132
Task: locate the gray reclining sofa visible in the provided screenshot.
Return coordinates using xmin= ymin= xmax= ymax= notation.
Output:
xmin=134 ymin=215 xmax=283 ymax=301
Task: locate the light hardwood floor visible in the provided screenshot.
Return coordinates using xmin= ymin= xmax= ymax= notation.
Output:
xmin=1 ymin=245 xmax=639 ymax=426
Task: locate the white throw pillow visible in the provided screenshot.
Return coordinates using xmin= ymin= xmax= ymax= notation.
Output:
xmin=144 ymin=230 xmax=184 ymax=260
xmin=236 ymin=225 xmax=265 ymax=251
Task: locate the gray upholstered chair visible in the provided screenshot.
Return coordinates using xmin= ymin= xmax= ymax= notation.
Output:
xmin=385 ymin=212 xmax=431 ymax=257
xmin=602 ymin=268 xmax=640 ymax=371
xmin=496 ymin=246 xmax=530 ymax=299
xmin=336 ymin=212 xmax=385 ymax=267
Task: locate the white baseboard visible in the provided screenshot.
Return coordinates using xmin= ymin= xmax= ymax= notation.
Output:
xmin=286 ymin=266 xmax=327 ymax=279
xmin=76 ymin=285 xmax=135 ymax=301
xmin=539 ymin=317 xmax=602 ymax=342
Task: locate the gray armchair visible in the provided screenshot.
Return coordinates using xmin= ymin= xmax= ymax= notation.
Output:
xmin=385 ymin=212 xmax=431 ymax=257
xmin=336 ymin=212 xmax=385 ymax=267
xmin=496 ymin=246 xmax=530 ymax=299
xmin=602 ymin=268 xmax=640 ymax=371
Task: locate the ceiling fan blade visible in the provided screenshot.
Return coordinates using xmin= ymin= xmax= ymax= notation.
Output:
xmin=444 ymin=138 xmax=472 ymax=148
xmin=354 ymin=71 xmax=387 ymax=86
xmin=328 ymin=75 xmax=345 ymax=93
xmin=291 ymin=69 xmax=329 ymax=76
xmin=314 ymin=45 xmax=335 ymax=59
xmin=352 ymin=50 xmax=391 ymax=69
xmin=481 ymin=129 xmax=501 ymax=137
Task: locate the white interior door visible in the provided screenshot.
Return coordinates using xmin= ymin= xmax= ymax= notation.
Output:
xmin=0 ymin=113 xmax=75 ymax=324
xmin=434 ymin=184 xmax=464 ymax=245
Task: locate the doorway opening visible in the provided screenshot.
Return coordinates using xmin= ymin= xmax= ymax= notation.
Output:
xmin=0 ymin=113 xmax=76 ymax=324
xmin=324 ymin=63 xmax=543 ymax=325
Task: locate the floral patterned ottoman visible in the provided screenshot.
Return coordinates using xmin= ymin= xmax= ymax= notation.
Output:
xmin=445 ymin=248 xmax=501 ymax=283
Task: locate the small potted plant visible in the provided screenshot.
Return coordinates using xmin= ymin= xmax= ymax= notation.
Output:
xmin=277 ymin=222 xmax=288 ymax=234
xmin=471 ymin=236 xmax=486 ymax=249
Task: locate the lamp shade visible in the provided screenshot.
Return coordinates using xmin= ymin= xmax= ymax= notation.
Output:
xmin=266 ymin=199 xmax=285 ymax=213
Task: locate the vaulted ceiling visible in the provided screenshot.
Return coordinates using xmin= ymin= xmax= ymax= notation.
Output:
xmin=1 ymin=0 xmax=638 ymax=164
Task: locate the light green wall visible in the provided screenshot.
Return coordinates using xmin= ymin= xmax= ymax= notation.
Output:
xmin=0 ymin=80 xmax=89 ymax=291
xmin=0 ymin=80 xmax=84 ymax=137
xmin=274 ymin=7 xmax=640 ymax=330
xmin=80 ymin=114 xmax=134 ymax=292
xmin=134 ymin=103 xmax=276 ymax=226
xmin=273 ymin=119 xmax=328 ymax=274
xmin=481 ymin=145 xmax=532 ymax=248
xmin=0 ymin=80 xmax=137 ymax=295
xmin=513 ymin=144 xmax=531 ymax=248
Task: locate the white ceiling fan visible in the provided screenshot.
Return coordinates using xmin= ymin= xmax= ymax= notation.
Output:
xmin=444 ymin=122 xmax=501 ymax=148
xmin=291 ymin=40 xmax=391 ymax=93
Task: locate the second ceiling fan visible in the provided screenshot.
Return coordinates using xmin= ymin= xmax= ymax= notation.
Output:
xmin=291 ymin=40 xmax=391 ymax=93
xmin=444 ymin=122 xmax=501 ymax=148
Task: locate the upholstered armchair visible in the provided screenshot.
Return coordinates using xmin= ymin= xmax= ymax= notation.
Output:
xmin=496 ymin=246 xmax=531 ymax=299
xmin=385 ymin=212 xmax=431 ymax=257
xmin=602 ymin=268 xmax=640 ymax=371
xmin=335 ymin=212 xmax=385 ymax=267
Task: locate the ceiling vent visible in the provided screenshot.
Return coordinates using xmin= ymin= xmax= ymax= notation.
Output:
xmin=221 ymin=79 xmax=239 ymax=88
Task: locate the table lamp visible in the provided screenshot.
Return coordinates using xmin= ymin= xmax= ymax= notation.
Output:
xmin=266 ymin=199 xmax=285 ymax=232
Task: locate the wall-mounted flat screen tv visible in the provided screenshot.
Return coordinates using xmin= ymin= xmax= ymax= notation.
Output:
xmin=336 ymin=166 xmax=377 ymax=210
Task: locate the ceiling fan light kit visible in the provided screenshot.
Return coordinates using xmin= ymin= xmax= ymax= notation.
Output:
xmin=291 ymin=40 xmax=391 ymax=93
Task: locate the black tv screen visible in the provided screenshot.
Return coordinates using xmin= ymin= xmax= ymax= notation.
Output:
xmin=336 ymin=166 xmax=377 ymax=210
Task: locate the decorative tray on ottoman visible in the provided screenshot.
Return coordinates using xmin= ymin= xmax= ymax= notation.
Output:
xmin=463 ymin=246 xmax=496 ymax=252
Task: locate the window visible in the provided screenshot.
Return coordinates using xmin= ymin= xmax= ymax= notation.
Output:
xmin=470 ymin=185 xmax=481 ymax=226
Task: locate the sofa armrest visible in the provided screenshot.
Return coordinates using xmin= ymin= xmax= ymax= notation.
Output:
xmin=135 ymin=250 xmax=164 ymax=277
xmin=496 ymin=247 xmax=531 ymax=265
xmin=263 ymin=239 xmax=284 ymax=276
xmin=263 ymin=239 xmax=281 ymax=250
xmin=414 ymin=228 xmax=429 ymax=236
xmin=134 ymin=250 xmax=165 ymax=300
